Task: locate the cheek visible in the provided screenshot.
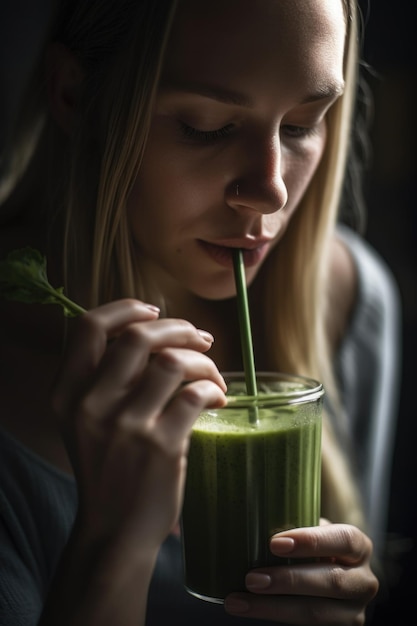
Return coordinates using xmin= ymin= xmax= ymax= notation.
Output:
xmin=284 ymin=138 xmax=326 ymax=209
xmin=128 ymin=133 xmax=218 ymax=228
xmin=126 ymin=146 xmax=215 ymax=251
xmin=126 ymin=172 xmax=172 ymax=250
xmin=127 ymin=147 xmax=183 ymax=235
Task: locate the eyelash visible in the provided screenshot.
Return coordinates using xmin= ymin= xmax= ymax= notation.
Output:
xmin=179 ymin=122 xmax=234 ymax=143
xmin=178 ymin=121 xmax=319 ymax=144
xmin=281 ymin=124 xmax=319 ymax=139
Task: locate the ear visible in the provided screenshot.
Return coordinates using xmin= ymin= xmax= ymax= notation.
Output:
xmin=45 ymin=42 xmax=84 ymax=133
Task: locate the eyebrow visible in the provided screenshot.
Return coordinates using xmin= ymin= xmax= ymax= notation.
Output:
xmin=301 ymin=82 xmax=345 ymax=104
xmin=160 ymin=81 xmax=254 ymax=107
xmin=160 ymin=79 xmax=345 ymax=108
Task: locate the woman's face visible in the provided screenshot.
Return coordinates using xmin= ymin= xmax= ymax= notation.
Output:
xmin=127 ymin=0 xmax=346 ymax=301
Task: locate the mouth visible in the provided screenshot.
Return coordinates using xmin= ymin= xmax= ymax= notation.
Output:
xmin=198 ymin=238 xmax=271 ymax=268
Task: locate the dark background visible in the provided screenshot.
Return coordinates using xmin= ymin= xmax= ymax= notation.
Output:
xmin=358 ymin=1 xmax=417 ymax=624
xmin=1 ymin=1 xmax=416 ymax=624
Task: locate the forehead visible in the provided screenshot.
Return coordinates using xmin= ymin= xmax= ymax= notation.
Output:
xmin=163 ymin=0 xmax=346 ymax=101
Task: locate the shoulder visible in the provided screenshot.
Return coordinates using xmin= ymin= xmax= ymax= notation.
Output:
xmin=327 ymin=229 xmax=358 ymax=353
xmin=0 ymin=427 xmax=76 ymax=622
xmin=0 ymin=425 xmax=76 ymax=553
xmin=328 ymin=224 xmax=401 ymax=353
xmin=331 ymin=228 xmax=402 ymax=550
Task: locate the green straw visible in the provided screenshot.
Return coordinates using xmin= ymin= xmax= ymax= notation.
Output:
xmin=232 ymin=248 xmax=258 ymax=402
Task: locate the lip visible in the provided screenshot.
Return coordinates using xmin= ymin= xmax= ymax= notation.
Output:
xmin=198 ymin=238 xmax=272 ymax=268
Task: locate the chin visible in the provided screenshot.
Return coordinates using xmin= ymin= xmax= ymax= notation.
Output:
xmin=190 ymin=268 xmax=259 ymax=302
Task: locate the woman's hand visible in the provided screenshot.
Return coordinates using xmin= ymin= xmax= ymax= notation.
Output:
xmin=51 ymin=299 xmax=227 ymax=552
xmin=224 ymin=520 xmax=379 ymax=625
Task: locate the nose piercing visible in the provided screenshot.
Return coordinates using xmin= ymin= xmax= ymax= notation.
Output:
xmin=236 ymin=184 xmax=239 ymax=197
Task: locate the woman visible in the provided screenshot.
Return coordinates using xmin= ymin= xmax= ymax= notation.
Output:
xmin=0 ymin=0 xmax=400 ymax=624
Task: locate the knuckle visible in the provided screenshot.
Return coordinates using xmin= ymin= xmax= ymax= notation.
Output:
xmin=180 ymin=382 xmax=209 ymax=408
xmin=329 ymin=564 xmax=346 ymax=594
xmin=154 ymin=349 xmax=185 ymax=373
xmin=363 ymin=534 xmax=374 ymax=558
xmin=311 ymin=528 xmax=321 ymax=553
xmin=119 ymin=297 xmax=146 ymax=313
xmin=282 ymin=566 xmax=298 ymax=592
xmin=366 ymin=572 xmax=379 ymax=601
xmin=338 ymin=524 xmax=361 ymax=558
xmin=107 ymin=298 xmax=145 ymax=316
xmin=172 ymin=318 xmax=199 ymax=343
xmin=121 ymin=322 xmax=149 ymax=347
xmin=173 ymin=318 xmax=195 ymax=331
xmin=120 ymin=298 xmax=160 ymax=320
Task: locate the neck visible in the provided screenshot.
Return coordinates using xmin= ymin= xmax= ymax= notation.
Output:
xmin=164 ymin=280 xmax=267 ymax=374
xmin=166 ymin=292 xmax=242 ymax=372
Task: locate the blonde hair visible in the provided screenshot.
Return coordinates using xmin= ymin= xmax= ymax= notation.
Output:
xmin=58 ymin=0 xmax=180 ymax=306
xmin=261 ymin=0 xmax=366 ymax=529
xmin=2 ymin=0 xmax=366 ymax=530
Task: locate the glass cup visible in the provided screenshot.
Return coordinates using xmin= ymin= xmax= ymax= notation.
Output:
xmin=181 ymin=371 xmax=324 ymax=603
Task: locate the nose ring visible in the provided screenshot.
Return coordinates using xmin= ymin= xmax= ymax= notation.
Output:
xmin=236 ymin=184 xmax=239 ymax=197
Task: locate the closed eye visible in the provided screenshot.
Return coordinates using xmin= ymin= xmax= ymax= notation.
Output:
xmin=179 ymin=122 xmax=235 ymax=143
xmin=281 ymin=124 xmax=320 ymax=139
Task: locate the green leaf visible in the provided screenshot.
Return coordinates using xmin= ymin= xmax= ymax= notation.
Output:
xmin=0 ymin=247 xmax=86 ymax=317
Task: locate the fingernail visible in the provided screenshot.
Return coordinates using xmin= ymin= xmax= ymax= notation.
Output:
xmin=270 ymin=537 xmax=295 ymax=555
xmin=197 ymin=329 xmax=214 ymax=343
xmin=224 ymin=597 xmax=249 ymax=614
xmin=246 ymin=572 xmax=271 ymax=590
xmin=145 ymin=304 xmax=160 ymax=313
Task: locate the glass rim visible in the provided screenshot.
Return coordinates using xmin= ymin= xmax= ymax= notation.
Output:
xmin=221 ymin=371 xmax=325 ymax=407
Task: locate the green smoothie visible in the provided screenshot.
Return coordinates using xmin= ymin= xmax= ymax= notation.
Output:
xmin=181 ymin=373 xmax=323 ymax=602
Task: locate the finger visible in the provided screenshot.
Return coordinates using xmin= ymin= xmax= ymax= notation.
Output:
xmin=119 ymin=349 xmax=226 ymax=428
xmin=156 ymin=377 xmax=227 ymax=448
xmin=245 ymin=561 xmax=376 ymax=601
xmin=225 ymin=593 xmax=366 ymax=625
xmin=52 ymin=300 xmax=160 ymax=412
xmin=90 ymin=318 xmax=216 ymax=391
xmin=270 ymin=524 xmax=373 ymax=566
xmin=54 ymin=308 xmax=217 ymax=415
xmin=89 ymin=305 xmax=214 ymax=354
xmin=68 ymin=299 xmax=162 ymax=364
xmin=70 ymin=335 xmax=225 ymax=422
xmin=125 ymin=375 xmax=226 ymax=456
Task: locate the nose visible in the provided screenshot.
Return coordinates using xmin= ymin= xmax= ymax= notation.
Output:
xmin=226 ymin=135 xmax=288 ymax=215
